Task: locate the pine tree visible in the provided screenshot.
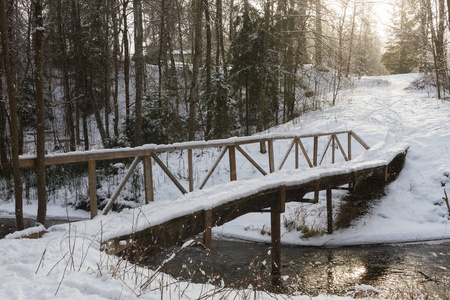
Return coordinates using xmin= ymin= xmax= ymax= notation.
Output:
xmin=381 ymin=0 xmax=420 ymax=74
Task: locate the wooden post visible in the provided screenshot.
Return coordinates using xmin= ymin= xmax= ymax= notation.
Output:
xmin=280 ymin=185 xmax=286 ymax=213
xmin=348 ymin=132 xmax=352 ymax=160
xmin=143 ymin=156 xmax=154 ymax=204
xmin=313 ymin=136 xmax=318 ymax=167
xmin=332 ymin=135 xmax=336 ymax=164
xmin=204 ymin=209 xmax=213 ymax=249
xmin=295 ymin=138 xmax=299 ymax=169
xmin=268 ymin=139 xmax=275 ymax=173
xmin=314 ymin=180 xmax=320 ymax=203
xmin=352 ymin=172 xmax=358 ymax=192
xmin=188 ymin=149 xmax=194 ymax=192
xmin=88 ymin=160 xmax=97 ymax=218
xmin=271 ymin=202 xmax=281 ymax=286
xmin=229 ymin=146 xmax=237 ymax=181
xmin=327 ymin=188 xmax=333 ymax=234
xmin=348 ymin=132 xmax=352 ymax=189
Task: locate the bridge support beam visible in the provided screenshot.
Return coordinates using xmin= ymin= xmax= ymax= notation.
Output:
xmin=271 ymin=185 xmax=286 ymax=286
xmin=271 ymin=204 xmax=281 ymax=286
xmin=327 ymin=188 xmax=333 ymax=234
xmin=88 ymin=160 xmax=97 ymax=218
xmin=203 ymin=209 xmax=213 ymax=249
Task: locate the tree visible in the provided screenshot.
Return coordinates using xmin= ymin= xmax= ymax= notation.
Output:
xmin=133 ymin=0 xmax=144 ymax=146
xmin=188 ymin=0 xmax=203 ymax=141
xmin=381 ymin=0 xmax=420 ymax=74
xmin=0 ymin=0 xmax=24 ymax=230
xmin=32 ymin=0 xmax=47 ymax=225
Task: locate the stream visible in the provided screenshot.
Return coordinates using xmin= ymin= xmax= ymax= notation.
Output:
xmin=146 ymin=238 xmax=450 ymax=297
xmin=2 ymin=218 xmax=449 ymax=297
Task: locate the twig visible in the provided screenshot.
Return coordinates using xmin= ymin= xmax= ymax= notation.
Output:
xmin=110 ymin=265 xmax=140 ymax=297
xmin=443 ymin=189 xmax=450 ymax=215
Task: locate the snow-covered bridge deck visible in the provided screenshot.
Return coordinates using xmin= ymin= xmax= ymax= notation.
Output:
xmin=19 ymin=132 xmax=408 ymax=285
xmin=102 ymin=141 xmax=407 ymax=284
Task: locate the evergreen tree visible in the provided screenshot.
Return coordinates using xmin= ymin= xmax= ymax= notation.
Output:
xmin=229 ymin=0 xmax=278 ymax=135
xmin=381 ymin=0 xmax=420 ymax=74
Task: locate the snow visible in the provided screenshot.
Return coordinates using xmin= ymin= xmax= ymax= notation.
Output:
xmin=4 ymin=224 xmax=46 ymax=240
xmin=1 ymin=73 xmax=450 ymax=299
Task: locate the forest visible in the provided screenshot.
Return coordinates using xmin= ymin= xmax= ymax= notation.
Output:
xmin=0 ymin=0 xmax=449 ymax=228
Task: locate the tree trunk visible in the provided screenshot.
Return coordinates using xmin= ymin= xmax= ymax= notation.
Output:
xmin=111 ymin=0 xmax=120 ymax=138
xmin=123 ymin=0 xmax=130 ymax=123
xmin=0 ymin=0 xmax=24 ymax=230
xmin=82 ymin=113 xmax=89 ymax=150
xmin=315 ymin=0 xmax=323 ymax=66
xmin=57 ymin=0 xmax=76 ymax=151
xmin=175 ymin=0 xmax=188 ymax=103
xmin=158 ymin=0 xmax=167 ymax=104
xmin=204 ymin=0 xmax=212 ymax=139
xmin=188 ymin=0 xmax=203 ymax=141
xmin=103 ymin=2 xmax=110 ymax=141
xmin=258 ymin=0 xmax=270 ymax=154
xmin=133 ymin=0 xmax=144 ymax=146
xmin=0 ymin=61 xmax=10 ymax=174
xmin=215 ymin=0 xmax=226 ymax=77
xmin=32 ymin=0 xmax=47 ymax=225
xmin=345 ymin=0 xmax=357 ymax=77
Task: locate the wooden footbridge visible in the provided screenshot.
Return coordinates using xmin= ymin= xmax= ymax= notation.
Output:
xmin=18 ymin=131 xmax=408 ymax=285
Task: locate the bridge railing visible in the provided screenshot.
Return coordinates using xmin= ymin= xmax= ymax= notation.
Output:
xmin=18 ymin=130 xmax=369 ymax=218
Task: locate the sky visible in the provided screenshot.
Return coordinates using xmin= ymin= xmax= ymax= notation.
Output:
xmin=372 ymin=0 xmax=395 ymax=39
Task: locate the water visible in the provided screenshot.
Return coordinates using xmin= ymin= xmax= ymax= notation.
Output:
xmin=0 ymin=217 xmax=82 ymax=239
xmin=147 ymin=239 xmax=450 ymax=298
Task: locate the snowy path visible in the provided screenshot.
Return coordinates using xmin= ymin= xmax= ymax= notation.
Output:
xmin=216 ymin=74 xmax=450 ymax=246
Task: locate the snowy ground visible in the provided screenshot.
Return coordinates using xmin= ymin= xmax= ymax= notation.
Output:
xmin=1 ymin=73 xmax=450 ymax=299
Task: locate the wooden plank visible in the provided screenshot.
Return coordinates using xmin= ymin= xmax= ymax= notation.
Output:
xmin=280 ymin=185 xmax=286 ymax=213
xmin=188 ymin=149 xmax=194 ymax=192
xmin=351 ymin=131 xmax=370 ymax=150
xmin=298 ymin=138 xmax=313 ymax=168
xmin=236 ymin=145 xmax=267 ymax=176
xmin=143 ymin=156 xmax=154 ymax=204
xmin=203 ymin=209 xmax=213 ymax=249
xmin=229 ymin=146 xmax=237 ymax=181
xmin=103 ymin=157 xmax=142 ymax=215
xmin=334 ymin=135 xmax=349 ymax=161
xmin=88 ymin=160 xmax=97 ymax=218
xmin=199 ymin=147 xmax=228 ymax=190
xmin=19 ymin=131 xmax=357 ymax=168
xmin=319 ymin=136 xmax=333 ymax=165
xmin=348 ymin=132 xmax=352 ymax=160
xmin=327 ymin=188 xmax=333 ymax=234
xmin=19 ymin=131 xmax=358 ymax=168
xmin=332 ymin=135 xmax=336 ymax=164
xmin=151 ymin=152 xmax=187 ymax=194
xmin=313 ymin=136 xmax=318 ymax=167
xmin=268 ymin=139 xmax=275 ymax=173
xmin=278 ymin=139 xmax=296 ymax=171
xmin=314 ymin=180 xmax=320 ymax=203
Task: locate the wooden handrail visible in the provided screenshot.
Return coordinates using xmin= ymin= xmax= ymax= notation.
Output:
xmin=17 ymin=130 xmax=371 ymax=218
xmin=18 ymin=130 xmax=362 ymax=167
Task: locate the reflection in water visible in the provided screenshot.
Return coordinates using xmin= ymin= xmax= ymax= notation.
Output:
xmin=147 ymin=239 xmax=450 ymax=297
